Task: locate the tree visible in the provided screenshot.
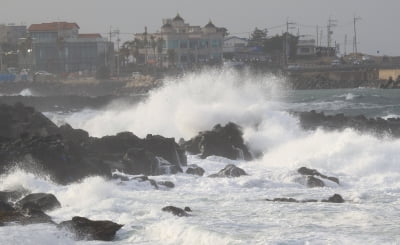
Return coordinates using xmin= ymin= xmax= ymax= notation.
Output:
xmin=249 ymin=28 xmax=268 ymax=46
xmin=263 ymin=33 xmax=299 ymax=60
xmin=217 ymin=27 xmax=229 ymax=37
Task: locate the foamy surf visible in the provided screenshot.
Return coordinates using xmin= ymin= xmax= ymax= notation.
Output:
xmin=2 ymin=69 xmax=400 ymax=244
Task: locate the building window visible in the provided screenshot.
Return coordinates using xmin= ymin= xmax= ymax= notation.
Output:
xmin=189 ymin=40 xmax=198 ymax=49
xmin=168 ymin=40 xmax=179 ymax=49
xmin=180 ymin=40 xmax=188 ymax=48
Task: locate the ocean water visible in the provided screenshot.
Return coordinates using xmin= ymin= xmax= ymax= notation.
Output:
xmin=2 ymin=69 xmax=400 ymax=245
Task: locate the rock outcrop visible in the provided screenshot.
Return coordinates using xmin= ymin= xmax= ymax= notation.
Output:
xmin=208 ymin=164 xmax=247 ymax=178
xmin=161 ymin=206 xmax=190 ymax=217
xmin=296 ymin=110 xmax=400 ymax=137
xmin=181 ymin=123 xmax=252 ymax=160
xmin=266 ymin=194 xmax=345 ymax=203
xmin=16 ymin=193 xmax=61 ymax=212
xmin=185 ymin=164 xmax=205 ymax=176
xmin=57 ymin=216 xmax=123 ymax=241
xmin=0 ymin=103 xmax=187 ymax=184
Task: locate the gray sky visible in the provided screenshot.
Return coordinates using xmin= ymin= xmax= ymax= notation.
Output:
xmin=1 ymin=0 xmax=399 ymax=55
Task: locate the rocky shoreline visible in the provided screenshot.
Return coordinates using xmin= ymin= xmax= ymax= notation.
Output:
xmin=2 ymin=102 xmax=399 ymax=241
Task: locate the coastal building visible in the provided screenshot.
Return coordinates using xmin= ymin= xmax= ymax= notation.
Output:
xmin=296 ymin=39 xmax=316 ymax=57
xmin=0 ymin=24 xmax=27 ymax=49
xmin=223 ymin=36 xmax=248 ymax=54
xmin=28 ymin=22 xmax=114 ymax=73
xmin=134 ymin=14 xmax=224 ymax=68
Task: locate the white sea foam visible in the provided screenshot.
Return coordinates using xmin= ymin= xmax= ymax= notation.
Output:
xmin=3 ymin=69 xmax=400 ymax=244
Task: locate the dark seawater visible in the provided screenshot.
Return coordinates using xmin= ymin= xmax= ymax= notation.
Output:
xmin=2 ymin=71 xmax=400 ymax=244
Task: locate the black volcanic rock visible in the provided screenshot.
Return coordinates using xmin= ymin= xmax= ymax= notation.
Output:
xmin=0 ymin=103 xmax=59 ymax=139
xmin=266 ymin=194 xmax=344 ymax=203
xmin=0 ymin=201 xmax=15 ymax=212
xmin=322 ymin=194 xmax=345 ymax=203
xmin=145 ymin=134 xmax=187 ymax=167
xmin=181 ymin=122 xmax=252 ymax=160
xmin=16 ymin=193 xmax=61 ymax=212
xmin=0 ymin=103 xmax=187 ymax=184
xmin=208 ymin=164 xmax=247 ymax=178
xmin=57 ymin=216 xmax=123 ymax=241
xmin=0 ymin=189 xmax=30 ymax=202
xmin=296 ymin=110 xmax=400 ymax=137
xmin=298 ymin=167 xmax=339 ymax=185
xmin=304 ymin=176 xmax=325 ymax=188
xmin=186 ymin=164 xmax=205 ymax=176
xmin=157 ymin=181 xmax=175 ymax=188
xmin=162 ymin=206 xmax=190 ymax=217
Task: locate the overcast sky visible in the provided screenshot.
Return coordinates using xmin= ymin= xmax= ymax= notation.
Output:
xmin=1 ymin=0 xmax=399 ymax=55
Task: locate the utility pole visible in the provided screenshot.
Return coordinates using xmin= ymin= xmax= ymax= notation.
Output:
xmin=320 ymin=30 xmax=323 ymax=47
xmin=353 ymin=16 xmax=361 ymax=55
xmin=327 ymin=17 xmax=337 ymax=48
xmin=316 ymin=25 xmax=319 ymax=47
xmin=116 ymin=29 xmax=120 ymax=80
xmin=344 ymin=34 xmax=347 ymax=56
xmin=284 ymin=18 xmax=295 ymax=66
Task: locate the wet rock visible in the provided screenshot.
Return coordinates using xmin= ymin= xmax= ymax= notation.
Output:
xmin=157 ymin=181 xmax=175 ymax=188
xmin=0 ymin=104 xmax=187 ymax=184
xmin=0 ymin=207 xmax=54 ymax=225
xmin=57 ymin=216 xmax=123 ymax=241
xmin=298 ymin=167 xmax=339 ymax=184
xmin=0 ymin=102 xmax=59 ymax=139
xmin=0 ymin=189 xmax=30 ymax=202
xmin=145 ymin=134 xmax=187 ymax=167
xmin=122 ymin=148 xmax=163 ymax=176
xmin=111 ymin=172 xmax=130 ymax=181
xmin=16 ymin=193 xmax=61 ymax=212
xmin=208 ymin=164 xmax=247 ymax=178
xmin=186 ymin=164 xmax=205 ymax=176
xmin=132 ymin=175 xmax=159 ymax=189
xmin=161 ymin=206 xmax=190 ymax=217
xmin=266 ymin=197 xmax=299 ymax=203
xmin=322 ymin=194 xmax=345 ymax=203
xmin=305 ymin=176 xmax=325 ymax=188
xmin=296 ymin=110 xmax=400 ymax=138
xmin=184 ymin=207 xmax=192 ymax=212
xmin=181 ymin=122 xmax=252 ymax=160
xmin=0 ymin=201 xmax=15 ymax=212
xmin=266 ymin=194 xmax=344 ymax=203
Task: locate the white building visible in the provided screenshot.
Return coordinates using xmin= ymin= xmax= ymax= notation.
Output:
xmin=135 ymin=14 xmax=224 ymax=68
xmin=296 ymin=39 xmax=316 ymax=56
xmin=223 ymin=36 xmax=248 ymax=53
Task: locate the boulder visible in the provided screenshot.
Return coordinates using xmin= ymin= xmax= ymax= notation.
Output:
xmin=157 ymin=181 xmax=175 ymax=188
xmin=0 ymin=201 xmax=15 ymax=212
xmin=0 ymin=104 xmax=187 ymax=184
xmin=298 ymin=167 xmax=339 ymax=184
xmin=296 ymin=110 xmax=400 ymax=138
xmin=132 ymin=175 xmax=159 ymax=189
xmin=0 ymin=207 xmax=54 ymax=225
xmin=0 ymin=189 xmax=30 ymax=202
xmin=186 ymin=164 xmax=205 ymax=176
xmin=16 ymin=193 xmax=61 ymax=212
xmin=144 ymin=134 xmax=187 ymax=167
xmin=305 ymin=176 xmax=325 ymax=188
xmin=209 ymin=164 xmax=247 ymax=178
xmin=161 ymin=206 xmax=190 ymax=217
xmin=181 ymin=123 xmax=252 ymax=160
xmin=57 ymin=216 xmax=123 ymax=241
xmin=0 ymin=103 xmax=59 ymax=139
xmin=266 ymin=194 xmax=344 ymax=203
xmin=322 ymin=194 xmax=345 ymax=203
